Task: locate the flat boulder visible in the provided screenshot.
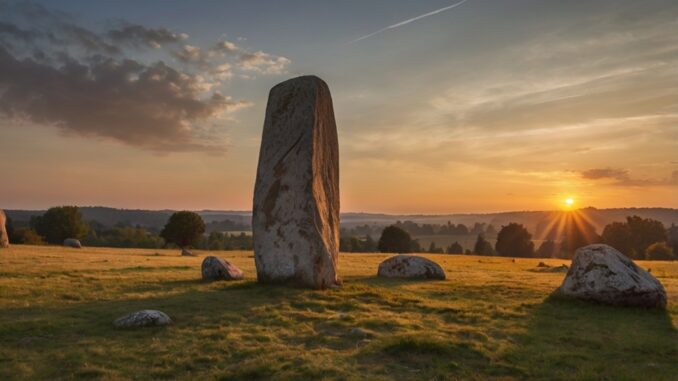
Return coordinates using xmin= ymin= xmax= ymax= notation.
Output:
xmin=113 ymin=310 xmax=172 ymax=328
xmin=252 ymin=76 xmax=340 ymax=289
xmin=201 ymin=256 xmax=244 ymax=281
xmin=63 ymin=238 xmax=82 ymax=248
xmin=554 ymin=244 xmax=667 ymax=308
xmin=0 ymin=210 xmax=8 ymax=248
xmin=377 ymin=255 xmax=446 ymax=280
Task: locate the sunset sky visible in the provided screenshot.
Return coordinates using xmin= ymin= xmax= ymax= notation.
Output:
xmin=1 ymin=0 xmax=677 ymax=213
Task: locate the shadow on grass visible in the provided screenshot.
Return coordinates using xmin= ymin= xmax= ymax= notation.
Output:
xmin=503 ymin=296 xmax=677 ymax=380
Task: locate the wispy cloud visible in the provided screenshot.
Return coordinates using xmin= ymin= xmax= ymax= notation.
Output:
xmin=349 ymin=0 xmax=468 ymax=43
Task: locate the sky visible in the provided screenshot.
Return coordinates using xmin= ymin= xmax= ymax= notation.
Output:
xmin=0 ymin=0 xmax=677 ymax=213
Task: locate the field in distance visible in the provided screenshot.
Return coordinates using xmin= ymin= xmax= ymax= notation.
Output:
xmin=0 ymin=245 xmax=676 ymax=380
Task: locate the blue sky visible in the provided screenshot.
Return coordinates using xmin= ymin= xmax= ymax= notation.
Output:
xmin=1 ymin=0 xmax=677 ymax=212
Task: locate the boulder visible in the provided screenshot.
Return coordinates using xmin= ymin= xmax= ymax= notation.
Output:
xmin=0 ymin=210 xmax=8 ymax=248
xmin=63 ymin=238 xmax=82 ymax=248
xmin=252 ymin=76 xmax=340 ymax=289
xmin=377 ymin=255 xmax=446 ymax=280
xmin=201 ymin=256 xmax=244 ymax=281
xmin=113 ymin=310 xmax=172 ymax=328
xmin=181 ymin=248 xmax=196 ymax=256
xmin=554 ymin=244 xmax=667 ymax=308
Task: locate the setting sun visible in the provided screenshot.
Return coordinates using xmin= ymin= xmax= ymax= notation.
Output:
xmin=565 ymin=198 xmax=574 ymax=206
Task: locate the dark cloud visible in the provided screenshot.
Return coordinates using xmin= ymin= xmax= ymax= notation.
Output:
xmin=0 ymin=46 xmax=250 ymax=151
xmin=107 ymin=23 xmax=187 ymax=49
xmin=581 ymin=168 xmax=677 ymax=187
xmin=0 ymin=1 xmax=290 ymax=153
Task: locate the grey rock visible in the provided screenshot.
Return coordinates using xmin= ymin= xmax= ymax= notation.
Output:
xmin=63 ymin=238 xmax=82 ymax=248
xmin=252 ymin=75 xmax=340 ymax=289
xmin=348 ymin=327 xmax=370 ymax=338
xmin=0 ymin=210 xmax=8 ymax=248
xmin=554 ymin=244 xmax=667 ymax=308
xmin=377 ymin=255 xmax=446 ymax=280
xmin=113 ymin=310 xmax=172 ymax=328
xmin=201 ymin=256 xmax=244 ymax=281
xmin=181 ymin=248 xmax=196 ymax=256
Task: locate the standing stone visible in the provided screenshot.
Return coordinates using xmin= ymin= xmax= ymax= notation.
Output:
xmin=252 ymin=75 xmax=340 ymax=289
xmin=554 ymin=244 xmax=667 ymax=308
xmin=0 ymin=210 xmax=8 ymax=248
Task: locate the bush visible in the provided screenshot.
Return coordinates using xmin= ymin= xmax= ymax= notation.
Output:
xmin=645 ymin=242 xmax=675 ymax=261
xmin=13 ymin=228 xmax=45 ymax=245
xmin=495 ymin=223 xmax=534 ymax=257
xmin=473 ymin=234 xmax=494 ymax=256
xmin=160 ymin=211 xmax=205 ymax=248
xmin=446 ymin=241 xmax=464 ymax=254
xmin=378 ymin=225 xmax=412 ymax=253
xmin=30 ymin=206 xmax=88 ymax=244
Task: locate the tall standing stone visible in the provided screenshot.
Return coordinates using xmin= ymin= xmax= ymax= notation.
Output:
xmin=0 ymin=210 xmax=9 ymax=248
xmin=252 ymin=75 xmax=340 ymax=289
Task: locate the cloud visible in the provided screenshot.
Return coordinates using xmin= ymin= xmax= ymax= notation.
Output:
xmin=238 ymin=50 xmax=290 ymax=74
xmin=0 ymin=2 xmax=289 ymax=153
xmin=580 ymin=168 xmax=677 ymax=187
xmin=107 ymin=23 xmax=187 ymax=49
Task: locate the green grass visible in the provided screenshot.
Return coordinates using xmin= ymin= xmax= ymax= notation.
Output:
xmin=0 ymin=245 xmax=676 ymax=380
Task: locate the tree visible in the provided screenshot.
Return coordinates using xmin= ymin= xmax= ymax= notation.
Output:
xmin=473 ymin=234 xmax=494 ymax=256
xmin=645 ymin=242 xmax=675 ymax=261
xmin=364 ymin=235 xmax=377 ymax=252
xmin=447 ymin=241 xmax=463 ymax=254
xmin=378 ymin=225 xmax=412 ymax=253
xmin=495 ymin=223 xmax=534 ymax=258
xmin=30 ymin=206 xmax=88 ymax=244
xmin=428 ymin=241 xmax=443 ymax=253
xmin=160 ymin=211 xmax=205 ymax=249
xmin=602 ymin=216 xmax=666 ymax=259
xmin=536 ymin=240 xmax=558 ymax=258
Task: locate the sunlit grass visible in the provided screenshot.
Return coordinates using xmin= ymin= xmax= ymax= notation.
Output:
xmin=0 ymin=245 xmax=676 ymax=380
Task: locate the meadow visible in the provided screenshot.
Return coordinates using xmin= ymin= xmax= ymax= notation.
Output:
xmin=0 ymin=245 xmax=676 ymax=380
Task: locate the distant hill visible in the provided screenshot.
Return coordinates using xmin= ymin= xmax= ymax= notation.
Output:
xmin=5 ymin=206 xmax=678 ymax=235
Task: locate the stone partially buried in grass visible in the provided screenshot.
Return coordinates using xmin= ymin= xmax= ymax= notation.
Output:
xmin=63 ymin=238 xmax=82 ymax=248
xmin=377 ymin=255 xmax=446 ymax=280
xmin=201 ymin=256 xmax=244 ymax=281
xmin=554 ymin=244 xmax=667 ymax=308
xmin=113 ymin=310 xmax=172 ymax=328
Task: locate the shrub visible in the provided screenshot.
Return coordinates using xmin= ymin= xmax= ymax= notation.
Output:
xmin=645 ymin=242 xmax=675 ymax=261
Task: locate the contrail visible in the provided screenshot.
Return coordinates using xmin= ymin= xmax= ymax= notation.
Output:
xmin=349 ymin=0 xmax=469 ymax=44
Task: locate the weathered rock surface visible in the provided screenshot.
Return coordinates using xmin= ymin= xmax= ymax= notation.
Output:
xmin=377 ymin=255 xmax=446 ymax=280
xmin=252 ymin=75 xmax=340 ymax=289
xmin=0 ymin=210 xmax=8 ymax=248
xmin=201 ymin=256 xmax=244 ymax=281
xmin=113 ymin=310 xmax=172 ymax=328
xmin=554 ymin=244 xmax=667 ymax=308
xmin=63 ymin=238 xmax=82 ymax=248
xmin=181 ymin=248 xmax=196 ymax=256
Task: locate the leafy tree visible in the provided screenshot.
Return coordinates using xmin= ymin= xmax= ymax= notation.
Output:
xmin=30 ymin=206 xmax=88 ymax=244
xmin=473 ymin=234 xmax=494 ymax=256
xmin=13 ymin=228 xmax=45 ymax=245
xmin=160 ymin=211 xmax=205 ymax=249
xmin=378 ymin=225 xmax=412 ymax=253
xmin=645 ymin=242 xmax=675 ymax=261
xmin=447 ymin=241 xmax=464 ymax=254
xmin=428 ymin=241 xmax=443 ymax=253
xmin=536 ymin=240 xmax=558 ymax=258
xmin=495 ymin=223 xmax=534 ymax=257
xmin=485 ymin=224 xmax=497 ymax=237
xmin=602 ymin=216 xmax=666 ymax=259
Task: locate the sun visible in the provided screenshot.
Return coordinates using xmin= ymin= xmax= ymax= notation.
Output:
xmin=564 ymin=197 xmax=574 ymax=208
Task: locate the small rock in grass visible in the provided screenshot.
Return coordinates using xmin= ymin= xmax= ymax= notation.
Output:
xmin=537 ymin=261 xmax=549 ymax=268
xmin=63 ymin=238 xmax=82 ymax=248
xmin=113 ymin=310 xmax=172 ymax=328
xmin=201 ymin=256 xmax=244 ymax=281
xmin=377 ymin=255 xmax=446 ymax=280
xmin=348 ymin=327 xmax=370 ymax=338
xmin=181 ymin=248 xmax=196 ymax=256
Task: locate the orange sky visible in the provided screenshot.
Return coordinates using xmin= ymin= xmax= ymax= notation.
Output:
xmin=0 ymin=1 xmax=676 ymax=213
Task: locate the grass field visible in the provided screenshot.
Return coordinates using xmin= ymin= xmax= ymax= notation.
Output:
xmin=0 ymin=245 xmax=676 ymax=380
